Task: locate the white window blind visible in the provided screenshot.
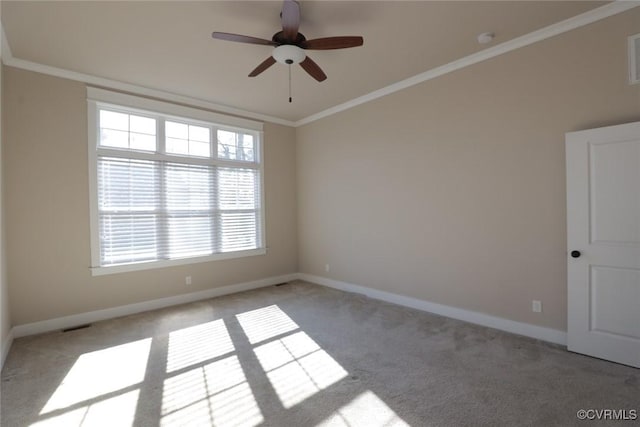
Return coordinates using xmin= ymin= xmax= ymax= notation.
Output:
xmin=88 ymin=90 xmax=264 ymax=274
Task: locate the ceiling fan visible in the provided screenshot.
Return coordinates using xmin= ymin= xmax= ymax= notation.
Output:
xmin=211 ymin=0 xmax=364 ymax=82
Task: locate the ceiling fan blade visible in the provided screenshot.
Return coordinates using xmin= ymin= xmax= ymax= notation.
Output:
xmin=302 ymin=36 xmax=364 ymax=50
xmin=281 ymin=0 xmax=300 ymax=42
xmin=249 ymin=56 xmax=277 ymax=77
xmin=300 ymin=56 xmax=327 ymax=82
xmin=212 ymin=32 xmax=276 ymax=46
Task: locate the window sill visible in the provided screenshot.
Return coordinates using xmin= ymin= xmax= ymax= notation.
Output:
xmin=90 ymin=248 xmax=267 ymax=276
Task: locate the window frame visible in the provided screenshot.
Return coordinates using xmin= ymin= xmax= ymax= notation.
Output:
xmin=629 ymin=33 xmax=640 ymax=85
xmin=87 ymin=88 xmax=266 ymax=276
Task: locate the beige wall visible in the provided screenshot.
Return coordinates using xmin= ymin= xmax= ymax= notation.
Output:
xmin=297 ymin=9 xmax=640 ymax=331
xmin=1 ymin=0 xmax=12 ymax=360
xmin=4 ymin=67 xmax=298 ymax=325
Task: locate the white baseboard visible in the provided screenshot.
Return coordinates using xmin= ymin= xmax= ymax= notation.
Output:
xmin=12 ymin=273 xmax=298 ymax=338
xmin=8 ymin=272 xmax=566 ymax=348
xmin=1 ymin=328 xmax=14 ymax=371
xmin=298 ymin=273 xmax=567 ymax=346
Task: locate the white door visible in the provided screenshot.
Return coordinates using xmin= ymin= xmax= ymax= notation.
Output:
xmin=566 ymin=121 xmax=640 ymax=368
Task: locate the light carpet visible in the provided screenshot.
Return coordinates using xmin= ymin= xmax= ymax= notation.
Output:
xmin=1 ymin=281 xmax=638 ymax=426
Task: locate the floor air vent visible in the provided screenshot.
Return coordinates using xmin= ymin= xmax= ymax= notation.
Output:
xmin=62 ymin=324 xmax=92 ymax=333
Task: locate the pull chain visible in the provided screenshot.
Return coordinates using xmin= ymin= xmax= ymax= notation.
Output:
xmin=288 ymin=64 xmax=292 ymax=103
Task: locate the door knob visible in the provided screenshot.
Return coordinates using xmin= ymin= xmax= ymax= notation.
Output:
xmin=571 ymin=250 xmax=581 ymax=258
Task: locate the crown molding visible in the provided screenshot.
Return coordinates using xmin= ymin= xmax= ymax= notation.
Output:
xmin=294 ymin=0 xmax=640 ymax=127
xmin=5 ymin=56 xmax=297 ymax=127
xmin=2 ymin=1 xmax=638 ymax=128
xmin=0 ymin=26 xmax=295 ymax=127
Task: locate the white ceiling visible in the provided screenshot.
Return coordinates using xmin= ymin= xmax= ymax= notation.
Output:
xmin=2 ymin=1 xmax=609 ymax=123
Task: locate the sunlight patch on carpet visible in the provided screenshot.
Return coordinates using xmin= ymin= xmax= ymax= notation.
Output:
xmin=31 ymin=390 xmax=140 ymax=427
xmin=40 ymin=338 xmax=151 ymax=415
xmin=167 ymin=319 xmax=235 ymax=373
xmin=317 ymin=390 xmax=410 ymax=427
xmin=253 ymin=331 xmax=347 ymax=408
xmin=161 ymin=355 xmax=263 ymax=427
xmin=236 ymin=305 xmax=299 ymax=344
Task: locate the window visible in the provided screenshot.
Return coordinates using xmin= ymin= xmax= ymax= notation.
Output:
xmin=88 ymin=88 xmax=265 ymax=275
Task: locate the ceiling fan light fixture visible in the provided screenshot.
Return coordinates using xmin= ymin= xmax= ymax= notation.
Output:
xmin=273 ymin=44 xmax=306 ymax=65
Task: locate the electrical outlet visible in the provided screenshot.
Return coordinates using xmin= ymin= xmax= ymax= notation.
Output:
xmin=532 ymin=300 xmax=542 ymax=313
xmin=185 ymin=276 xmax=192 ymax=286
xmin=325 ymin=264 xmax=330 ymax=272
